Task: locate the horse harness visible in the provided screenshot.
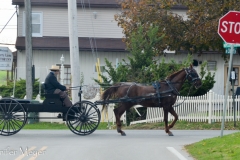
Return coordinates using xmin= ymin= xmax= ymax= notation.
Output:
xmin=121 ymin=68 xmax=200 ymax=106
xmin=120 ymin=81 xmax=179 ymax=105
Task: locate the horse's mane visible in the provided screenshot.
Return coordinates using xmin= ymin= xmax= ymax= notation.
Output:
xmin=166 ymin=68 xmax=185 ymax=80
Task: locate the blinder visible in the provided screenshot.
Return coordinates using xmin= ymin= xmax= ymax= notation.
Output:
xmin=185 ymin=68 xmax=201 ymax=85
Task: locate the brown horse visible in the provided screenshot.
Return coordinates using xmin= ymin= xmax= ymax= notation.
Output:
xmin=101 ymin=65 xmax=202 ymax=136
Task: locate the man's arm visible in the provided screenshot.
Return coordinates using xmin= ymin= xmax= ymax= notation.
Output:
xmin=50 ymin=75 xmax=66 ymax=91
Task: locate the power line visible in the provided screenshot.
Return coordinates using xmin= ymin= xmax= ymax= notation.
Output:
xmin=80 ymin=0 xmax=99 ymax=61
xmin=0 ymin=11 xmax=17 ymax=34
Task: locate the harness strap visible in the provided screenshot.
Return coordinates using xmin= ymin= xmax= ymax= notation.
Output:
xmin=166 ymin=80 xmax=180 ymax=95
xmin=152 ymin=81 xmax=161 ymax=104
xmin=124 ymin=83 xmax=136 ymax=98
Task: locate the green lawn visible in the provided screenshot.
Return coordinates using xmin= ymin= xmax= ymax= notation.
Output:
xmin=185 ymin=132 xmax=240 ymax=160
xmin=21 ymin=120 xmax=240 ymax=130
xmin=23 ymin=122 xmax=111 ymax=130
xmin=124 ymin=120 xmax=240 ymax=130
xmin=0 ymin=71 xmax=7 ymax=85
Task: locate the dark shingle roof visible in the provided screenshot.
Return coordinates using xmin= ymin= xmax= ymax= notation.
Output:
xmin=15 ymin=37 xmax=127 ymax=52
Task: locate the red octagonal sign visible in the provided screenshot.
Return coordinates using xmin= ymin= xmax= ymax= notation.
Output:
xmin=218 ymin=11 xmax=240 ymax=44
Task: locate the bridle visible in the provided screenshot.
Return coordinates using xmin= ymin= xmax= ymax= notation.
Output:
xmin=171 ymin=68 xmax=201 ymax=107
xmin=185 ymin=68 xmax=201 ymax=87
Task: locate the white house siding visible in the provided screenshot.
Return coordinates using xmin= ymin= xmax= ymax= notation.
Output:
xmin=163 ymin=53 xmax=240 ymax=95
xmin=16 ymin=50 xmax=129 ymax=86
xmin=17 ymin=48 xmax=240 ymax=95
xmin=18 ymin=6 xmax=124 ymax=38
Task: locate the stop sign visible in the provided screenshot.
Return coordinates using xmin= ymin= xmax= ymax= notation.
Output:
xmin=218 ymin=11 xmax=240 ymax=44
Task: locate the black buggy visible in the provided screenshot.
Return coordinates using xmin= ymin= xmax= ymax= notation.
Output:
xmin=0 ymin=86 xmax=101 ymax=136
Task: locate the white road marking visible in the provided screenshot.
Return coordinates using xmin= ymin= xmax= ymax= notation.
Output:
xmin=167 ymin=147 xmax=188 ymax=160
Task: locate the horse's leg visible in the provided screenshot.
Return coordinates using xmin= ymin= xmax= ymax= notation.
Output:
xmin=168 ymin=106 xmax=178 ymax=129
xmin=113 ymin=103 xmax=127 ymax=136
xmin=163 ymin=108 xmax=173 ymax=136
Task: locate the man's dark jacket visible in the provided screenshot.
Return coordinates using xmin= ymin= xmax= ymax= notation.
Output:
xmin=44 ymin=72 xmax=66 ymax=94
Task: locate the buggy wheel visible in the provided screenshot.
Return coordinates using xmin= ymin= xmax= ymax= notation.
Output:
xmin=0 ymin=98 xmax=27 ymax=136
xmin=66 ymin=100 xmax=100 ymax=136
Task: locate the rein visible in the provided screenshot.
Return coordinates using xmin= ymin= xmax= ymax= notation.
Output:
xmin=172 ymin=84 xmax=193 ymax=107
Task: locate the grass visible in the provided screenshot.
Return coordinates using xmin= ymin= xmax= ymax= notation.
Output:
xmin=0 ymin=71 xmax=7 ymax=86
xmin=124 ymin=120 xmax=240 ymax=130
xmin=23 ymin=122 xmax=110 ymax=130
xmin=185 ymin=132 xmax=240 ymax=160
xmin=22 ymin=120 xmax=240 ymax=130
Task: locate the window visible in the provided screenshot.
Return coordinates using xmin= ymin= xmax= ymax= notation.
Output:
xmin=94 ymin=65 xmax=105 ymax=72
xmin=23 ymin=12 xmax=43 ymax=37
xmin=233 ymin=67 xmax=239 ymax=86
xmin=56 ymin=64 xmax=71 ymax=85
xmin=227 ymin=67 xmax=239 ymax=86
xmin=207 ymin=61 xmax=217 ymax=71
xmin=64 ymin=66 xmax=71 ymax=85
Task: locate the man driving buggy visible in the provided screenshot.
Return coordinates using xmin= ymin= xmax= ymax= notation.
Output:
xmin=44 ymin=65 xmax=72 ymax=107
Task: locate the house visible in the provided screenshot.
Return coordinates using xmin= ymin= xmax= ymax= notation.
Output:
xmin=12 ymin=0 xmax=240 ymax=96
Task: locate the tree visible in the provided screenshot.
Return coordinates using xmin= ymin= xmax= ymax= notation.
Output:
xmin=95 ymin=26 xmax=215 ymax=97
xmin=95 ymin=25 xmax=187 ymax=86
xmin=95 ymin=25 xmax=215 ymax=124
xmin=115 ymin=0 xmax=240 ymax=59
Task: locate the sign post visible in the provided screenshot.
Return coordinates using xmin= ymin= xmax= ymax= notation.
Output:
xmin=218 ymin=11 xmax=240 ymax=137
xmin=231 ymin=70 xmax=236 ymax=127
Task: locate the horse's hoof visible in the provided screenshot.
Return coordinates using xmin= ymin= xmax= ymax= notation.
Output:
xmin=168 ymin=132 xmax=174 ymax=136
xmin=121 ymin=132 xmax=126 ymax=136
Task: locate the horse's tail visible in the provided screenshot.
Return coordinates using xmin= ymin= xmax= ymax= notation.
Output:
xmin=101 ymin=83 xmax=121 ymax=111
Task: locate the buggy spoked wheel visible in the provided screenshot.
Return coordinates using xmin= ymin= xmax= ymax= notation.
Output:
xmin=0 ymin=98 xmax=27 ymax=136
xmin=66 ymin=100 xmax=100 ymax=136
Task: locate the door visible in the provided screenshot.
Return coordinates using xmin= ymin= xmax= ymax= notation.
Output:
xmin=224 ymin=66 xmax=240 ymax=95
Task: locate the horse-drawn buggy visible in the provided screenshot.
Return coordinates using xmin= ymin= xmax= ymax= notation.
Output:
xmin=0 ymin=65 xmax=202 ymax=137
xmin=0 ymin=86 xmax=101 ymax=136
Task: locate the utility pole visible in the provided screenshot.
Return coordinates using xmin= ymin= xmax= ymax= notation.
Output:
xmin=24 ymin=0 xmax=33 ymax=99
xmin=67 ymin=0 xmax=80 ymax=103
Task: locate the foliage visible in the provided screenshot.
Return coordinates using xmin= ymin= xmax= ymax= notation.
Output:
xmin=115 ymin=0 xmax=240 ymax=60
xmin=95 ymin=26 xmax=192 ymax=86
xmin=94 ymin=26 xmax=216 ymax=124
xmin=95 ymin=26 xmax=215 ymax=96
xmin=80 ymin=72 xmax=84 ymax=86
xmin=0 ymin=71 xmax=7 ymax=86
xmin=180 ymin=61 xmax=216 ymax=96
xmin=185 ymin=132 xmax=240 ymax=160
xmin=0 ymin=79 xmax=43 ymax=99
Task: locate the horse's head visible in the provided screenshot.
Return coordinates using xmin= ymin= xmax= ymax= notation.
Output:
xmin=185 ymin=65 xmax=202 ymax=89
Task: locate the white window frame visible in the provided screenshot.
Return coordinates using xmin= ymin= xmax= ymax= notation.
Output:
xmin=207 ymin=61 xmax=217 ymax=71
xmin=23 ymin=12 xmax=43 ymax=37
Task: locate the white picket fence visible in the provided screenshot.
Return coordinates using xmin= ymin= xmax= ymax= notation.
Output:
xmin=130 ymin=90 xmax=240 ymax=125
xmin=2 ymin=90 xmax=240 ymax=125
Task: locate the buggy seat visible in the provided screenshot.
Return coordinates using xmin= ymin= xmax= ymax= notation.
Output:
xmin=41 ymin=83 xmax=63 ymax=106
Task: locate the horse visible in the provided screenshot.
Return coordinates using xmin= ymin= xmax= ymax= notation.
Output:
xmin=101 ymin=64 xmax=202 ymax=136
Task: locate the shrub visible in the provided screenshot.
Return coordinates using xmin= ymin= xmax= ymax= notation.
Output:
xmin=0 ymin=79 xmax=43 ymax=99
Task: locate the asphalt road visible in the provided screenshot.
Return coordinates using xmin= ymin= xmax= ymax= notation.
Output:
xmin=0 ymin=130 xmax=238 ymax=160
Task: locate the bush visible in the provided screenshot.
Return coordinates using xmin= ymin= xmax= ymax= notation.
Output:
xmin=0 ymin=79 xmax=43 ymax=99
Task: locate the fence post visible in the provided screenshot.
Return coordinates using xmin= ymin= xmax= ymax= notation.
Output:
xmin=208 ymin=90 xmax=213 ymax=124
